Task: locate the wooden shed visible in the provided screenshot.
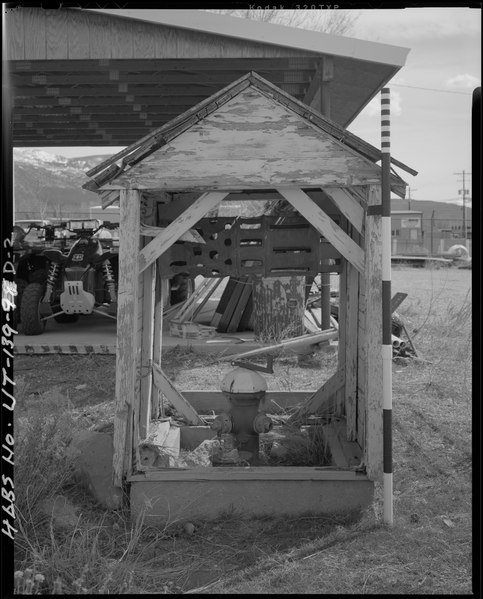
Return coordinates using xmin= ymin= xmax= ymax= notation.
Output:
xmin=84 ymin=71 xmax=415 ymax=522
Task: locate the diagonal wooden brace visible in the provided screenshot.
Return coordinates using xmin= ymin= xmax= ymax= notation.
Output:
xmin=277 ymin=187 xmax=365 ymax=274
xmin=151 ymin=362 xmax=205 ymax=425
xmin=139 ymin=191 xmax=229 ymax=273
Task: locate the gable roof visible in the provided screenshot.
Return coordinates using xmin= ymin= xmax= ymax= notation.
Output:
xmin=87 ymin=9 xmax=410 ymax=68
xmin=84 ymin=71 xmax=416 ymax=196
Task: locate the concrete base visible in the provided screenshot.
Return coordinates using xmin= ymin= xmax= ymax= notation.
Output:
xmin=129 ymin=471 xmax=373 ymax=523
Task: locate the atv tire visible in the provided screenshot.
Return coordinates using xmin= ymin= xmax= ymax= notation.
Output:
xmin=20 ymin=283 xmax=47 ymax=335
xmin=29 ymin=268 xmax=48 ymax=284
xmin=13 ymin=278 xmax=29 ymax=326
xmin=52 ymin=306 xmax=79 ymax=324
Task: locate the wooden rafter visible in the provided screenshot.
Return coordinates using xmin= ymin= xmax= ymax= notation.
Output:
xmin=277 ymin=188 xmax=365 ymax=274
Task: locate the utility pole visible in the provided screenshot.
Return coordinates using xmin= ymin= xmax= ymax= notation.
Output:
xmin=407 ymin=187 xmax=417 ymax=211
xmin=454 ymin=171 xmax=471 ymax=244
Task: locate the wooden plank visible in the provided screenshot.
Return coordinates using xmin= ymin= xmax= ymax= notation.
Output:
xmin=87 ymin=11 xmax=112 ymax=59
xmin=221 ymin=329 xmax=338 ymax=363
xmin=227 ymin=281 xmax=253 ymax=333
xmin=322 ymin=420 xmax=362 ymax=469
xmin=23 ymin=7 xmax=45 ymax=60
xmin=218 ymin=278 xmax=247 ymax=333
xmin=321 ymin=56 xmax=333 ymax=118
xmin=151 ymin=363 xmax=204 ymax=426
xmin=67 ymin=9 xmax=90 ymax=59
xmin=173 ymin=278 xmax=218 ymax=323
xmin=129 ymin=467 xmax=368 ymax=482
xmin=390 ymin=292 xmax=407 ymax=313
xmin=132 ymin=20 xmax=156 ymax=58
xmin=335 ymin=257 xmax=347 ymax=415
xmin=345 ymin=260 xmax=359 ymax=441
xmin=288 ymin=369 xmax=345 ymax=423
xmin=109 ymin=14 xmax=133 ymax=59
xmin=46 ymin=9 xmax=69 ymax=60
xmin=113 ymin=189 xmax=141 ymax=487
xmin=277 ymin=188 xmax=365 ymax=274
xmin=190 ymin=278 xmax=223 ymax=322
xmin=211 ymin=277 xmax=237 ymax=327
xmin=139 ymin=197 xmax=157 ymax=440
xmin=357 ymin=269 xmax=366 ymax=456
xmin=6 ymin=7 xmax=24 ymax=60
xmin=324 ymin=187 xmax=365 ymax=234
xmin=152 ymin=263 xmax=164 ymax=420
xmin=238 ymin=291 xmax=254 ymax=331
xmin=362 ymin=184 xmax=383 ymax=481
xmin=139 ymin=191 xmax=228 ymax=273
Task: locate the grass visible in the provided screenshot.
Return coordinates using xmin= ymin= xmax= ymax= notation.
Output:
xmin=11 ymin=266 xmax=473 ymax=594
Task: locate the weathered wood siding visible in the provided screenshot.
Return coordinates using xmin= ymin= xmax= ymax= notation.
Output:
xmin=6 ymin=7 xmax=319 ymax=61
xmin=114 ymin=88 xmax=384 ymax=191
xmin=112 ymin=189 xmax=141 ymax=486
xmin=252 ymin=276 xmax=306 ymax=342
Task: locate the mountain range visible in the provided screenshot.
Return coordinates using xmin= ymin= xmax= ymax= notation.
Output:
xmin=13 ymin=148 xmax=472 ymax=224
xmin=13 ymin=149 xmax=109 ymax=220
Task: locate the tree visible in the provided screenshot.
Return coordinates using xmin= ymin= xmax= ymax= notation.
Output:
xmin=204 ymin=8 xmax=359 ymax=36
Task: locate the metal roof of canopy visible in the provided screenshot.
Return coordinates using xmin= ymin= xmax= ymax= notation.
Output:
xmin=6 ymin=8 xmax=410 ymax=147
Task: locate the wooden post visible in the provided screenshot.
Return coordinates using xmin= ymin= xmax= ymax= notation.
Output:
xmin=152 ymin=264 xmax=165 ymax=420
xmin=112 ymin=189 xmax=141 ymax=487
xmin=345 ymin=257 xmax=359 ymax=440
xmin=335 ymin=256 xmax=347 ymax=416
xmin=319 ymin=56 xmax=334 ymax=333
xmin=139 ymin=197 xmax=157 ymax=440
xmin=361 ymin=183 xmax=383 ymax=481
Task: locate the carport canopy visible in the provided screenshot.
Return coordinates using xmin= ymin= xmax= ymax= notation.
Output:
xmin=6 ymin=7 xmax=410 ymax=147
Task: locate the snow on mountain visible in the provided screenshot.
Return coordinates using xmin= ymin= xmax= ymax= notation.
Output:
xmin=13 ymin=148 xmax=110 ymax=218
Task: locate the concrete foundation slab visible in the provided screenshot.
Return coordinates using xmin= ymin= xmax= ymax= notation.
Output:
xmin=130 ymin=472 xmax=373 ymax=524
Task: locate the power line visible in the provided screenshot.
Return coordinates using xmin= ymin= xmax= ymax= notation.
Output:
xmin=391 ymin=83 xmax=473 ymax=96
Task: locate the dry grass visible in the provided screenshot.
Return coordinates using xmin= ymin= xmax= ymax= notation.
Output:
xmin=12 ymin=266 xmax=472 ymax=594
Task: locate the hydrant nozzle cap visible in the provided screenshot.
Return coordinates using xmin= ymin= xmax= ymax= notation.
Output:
xmin=221 ymin=367 xmax=268 ymax=394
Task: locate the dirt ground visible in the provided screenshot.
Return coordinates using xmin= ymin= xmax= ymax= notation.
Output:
xmin=12 ymin=265 xmax=473 ymax=594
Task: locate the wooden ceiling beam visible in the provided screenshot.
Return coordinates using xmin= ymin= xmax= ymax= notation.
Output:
xmin=13 ymin=106 xmax=193 ymax=116
xmin=14 ymin=96 xmax=208 ymax=107
xmin=13 ymin=123 xmax=157 ymax=133
xmin=10 ymin=57 xmax=317 ymax=73
xmin=13 ymin=72 xmax=313 ymax=86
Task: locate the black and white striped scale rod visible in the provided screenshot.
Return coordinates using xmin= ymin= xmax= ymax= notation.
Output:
xmin=381 ymin=87 xmax=393 ymax=525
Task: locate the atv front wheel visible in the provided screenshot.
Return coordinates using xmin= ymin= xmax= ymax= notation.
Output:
xmin=20 ymin=283 xmax=47 ymax=335
xmin=13 ymin=278 xmax=29 ymax=327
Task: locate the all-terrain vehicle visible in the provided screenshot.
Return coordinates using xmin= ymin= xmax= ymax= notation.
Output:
xmin=20 ymin=219 xmax=120 ymax=335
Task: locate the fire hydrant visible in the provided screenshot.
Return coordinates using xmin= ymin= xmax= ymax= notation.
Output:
xmin=211 ymin=367 xmax=273 ymax=465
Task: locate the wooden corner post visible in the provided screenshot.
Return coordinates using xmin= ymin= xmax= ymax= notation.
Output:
xmin=113 ymin=189 xmax=142 ymax=487
xmin=359 ymin=183 xmax=383 ymax=480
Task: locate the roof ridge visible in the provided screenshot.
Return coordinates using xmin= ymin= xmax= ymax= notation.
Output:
xmin=84 ymin=71 xmax=416 ymax=192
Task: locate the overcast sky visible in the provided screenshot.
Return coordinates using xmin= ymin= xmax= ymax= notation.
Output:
xmin=35 ymin=7 xmax=480 ymax=206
